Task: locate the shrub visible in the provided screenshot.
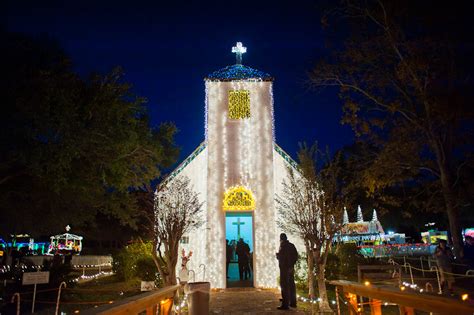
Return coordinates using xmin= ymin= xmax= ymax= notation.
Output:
xmin=136 ymin=257 xmax=162 ymax=287
xmin=324 ymin=252 xmax=341 ymax=280
xmin=334 ymin=243 xmax=366 ymax=280
xmin=294 ymin=253 xmax=309 ymax=291
xmin=113 ymin=241 xmax=158 ymax=283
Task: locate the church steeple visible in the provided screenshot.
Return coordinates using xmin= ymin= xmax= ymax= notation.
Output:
xmin=204 ymin=42 xmax=276 ymax=288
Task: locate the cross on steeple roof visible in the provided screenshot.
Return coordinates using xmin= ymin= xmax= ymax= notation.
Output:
xmin=232 ymin=42 xmax=247 ymax=65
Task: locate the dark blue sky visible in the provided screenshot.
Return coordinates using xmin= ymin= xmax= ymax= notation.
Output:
xmin=6 ymin=0 xmax=353 ymax=163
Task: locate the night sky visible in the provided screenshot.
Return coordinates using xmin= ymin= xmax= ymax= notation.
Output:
xmin=6 ymin=0 xmax=354 ymax=165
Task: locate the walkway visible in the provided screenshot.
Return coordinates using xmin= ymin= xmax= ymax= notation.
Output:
xmin=210 ymin=288 xmax=310 ymax=314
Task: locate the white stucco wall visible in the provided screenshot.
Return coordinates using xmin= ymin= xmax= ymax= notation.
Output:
xmin=169 ymin=147 xmax=208 ymax=282
xmin=273 ymin=148 xmax=306 ymax=255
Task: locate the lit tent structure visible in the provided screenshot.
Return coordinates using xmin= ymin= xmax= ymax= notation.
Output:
xmin=47 ymin=225 xmax=83 ymax=255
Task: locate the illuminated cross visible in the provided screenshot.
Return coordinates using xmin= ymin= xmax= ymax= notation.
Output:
xmin=232 ymin=217 xmax=245 ymax=240
xmin=232 ymin=42 xmax=247 ymax=65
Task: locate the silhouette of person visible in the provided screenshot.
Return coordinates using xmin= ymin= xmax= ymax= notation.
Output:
xmin=236 ymin=238 xmax=250 ymax=280
xmin=434 ymin=239 xmax=454 ymax=293
xmin=226 ymin=239 xmax=233 ymax=278
xmin=276 ymin=233 xmax=298 ymax=310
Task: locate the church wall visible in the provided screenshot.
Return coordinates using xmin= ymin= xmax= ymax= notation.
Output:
xmin=206 ymin=80 xmax=278 ymax=288
xmin=273 ymin=150 xmax=306 ymax=257
xmin=170 ymin=148 xmax=208 ymax=282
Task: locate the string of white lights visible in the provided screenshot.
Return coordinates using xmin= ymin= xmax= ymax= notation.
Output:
xmin=175 ymin=77 xmax=281 ymax=288
xmin=207 ymin=80 xmax=226 ymax=288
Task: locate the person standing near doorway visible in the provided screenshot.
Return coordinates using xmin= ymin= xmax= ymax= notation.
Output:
xmin=243 ymin=243 xmax=251 ymax=280
xmin=236 ymin=238 xmax=250 ymax=280
xmin=276 ymin=233 xmax=298 ymax=310
xmin=226 ymin=239 xmax=232 ymax=278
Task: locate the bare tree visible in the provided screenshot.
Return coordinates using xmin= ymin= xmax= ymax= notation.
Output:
xmin=152 ymin=176 xmax=203 ymax=285
xmin=277 ymin=144 xmax=345 ymax=312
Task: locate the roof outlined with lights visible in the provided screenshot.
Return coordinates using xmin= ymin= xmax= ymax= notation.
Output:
xmin=205 ymin=64 xmax=273 ymax=82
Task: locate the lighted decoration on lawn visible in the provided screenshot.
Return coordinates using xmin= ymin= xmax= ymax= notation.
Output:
xmin=47 ymin=225 xmax=83 ymax=255
xmin=357 ymin=205 xmax=364 ymax=222
xmin=337 ymin=206 xmax=386 ymax=244
xmin=343 ymin=207 xmax=349 ymax=225
xmin=223 ymin=186 xmax=255 ymax=211
xmin=179 ymin=249 xmax=193 ymax=283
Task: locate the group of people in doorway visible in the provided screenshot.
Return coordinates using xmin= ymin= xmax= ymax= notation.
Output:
xmin=226 ymin=238 xmax=253 ymax=280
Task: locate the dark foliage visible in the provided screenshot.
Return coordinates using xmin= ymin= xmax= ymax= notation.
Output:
xmin=0 ymin=32 xmax=179 ymax=236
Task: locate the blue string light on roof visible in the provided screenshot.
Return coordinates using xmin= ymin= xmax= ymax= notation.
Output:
xmin=205 ymin=42 xmax=273 ymax=81
xmin=205 ymin=64 xmax=273 ymax=81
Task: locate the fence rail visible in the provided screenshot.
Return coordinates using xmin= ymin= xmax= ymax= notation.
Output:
xmin=82 ymin=285 xmax=179 ymax=315
xmin=330 ymin=280 xmax=474 ymax=315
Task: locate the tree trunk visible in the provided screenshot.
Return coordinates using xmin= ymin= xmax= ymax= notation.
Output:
xmin=164 ymin=238 xmax=180 ymax=285
xmin=317 ymin=263 xmax=333 ymax=313
xmin=439 ymin=165 xmax=463 ymax=258
xmin=167 ymin=263 xmax=177 ymax=285
xmin=151 ymin=242 xmax=167 ymax=285
xmin=306 ymin=243 xmax=315 ymax=299
xmin=432 ymin=139 xmax=463 ymax=258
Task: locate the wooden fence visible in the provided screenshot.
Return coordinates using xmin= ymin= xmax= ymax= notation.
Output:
xmin=82 ymin=285 xmax=179 ymax=315
xmin=330 ymin=280 xmax=474 ymax=315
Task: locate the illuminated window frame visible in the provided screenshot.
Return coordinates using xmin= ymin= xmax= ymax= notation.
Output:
xmin=228 ymin=90 xmax=250 ymax=119
xmin=223 ymin=186 xmax=255 ymax=211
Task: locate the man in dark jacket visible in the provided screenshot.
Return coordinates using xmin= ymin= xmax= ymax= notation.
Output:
xmin=276 ymin=233 xmax=298 ymax=310
xmin=236 ymin=238 xmax=250 ymax=280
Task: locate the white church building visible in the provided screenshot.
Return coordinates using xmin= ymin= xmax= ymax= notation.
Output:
xmin=160 ymin=42 xmax=299 ymax=289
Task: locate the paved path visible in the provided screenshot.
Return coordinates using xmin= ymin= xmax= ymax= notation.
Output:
xmin=210 ymin=288 xmax=310 ymax=314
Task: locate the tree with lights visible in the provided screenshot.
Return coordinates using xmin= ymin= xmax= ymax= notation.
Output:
xmin=152 ymin=176 xmax=203 ymax=285
xmin=277 ymin=143 xmax=345 ymax=312
xmin=312 ymin=0 xmax=474 ymax=258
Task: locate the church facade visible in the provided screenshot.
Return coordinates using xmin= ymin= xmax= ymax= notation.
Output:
xmin=160 ymin=43 xmax=298 ymax=288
